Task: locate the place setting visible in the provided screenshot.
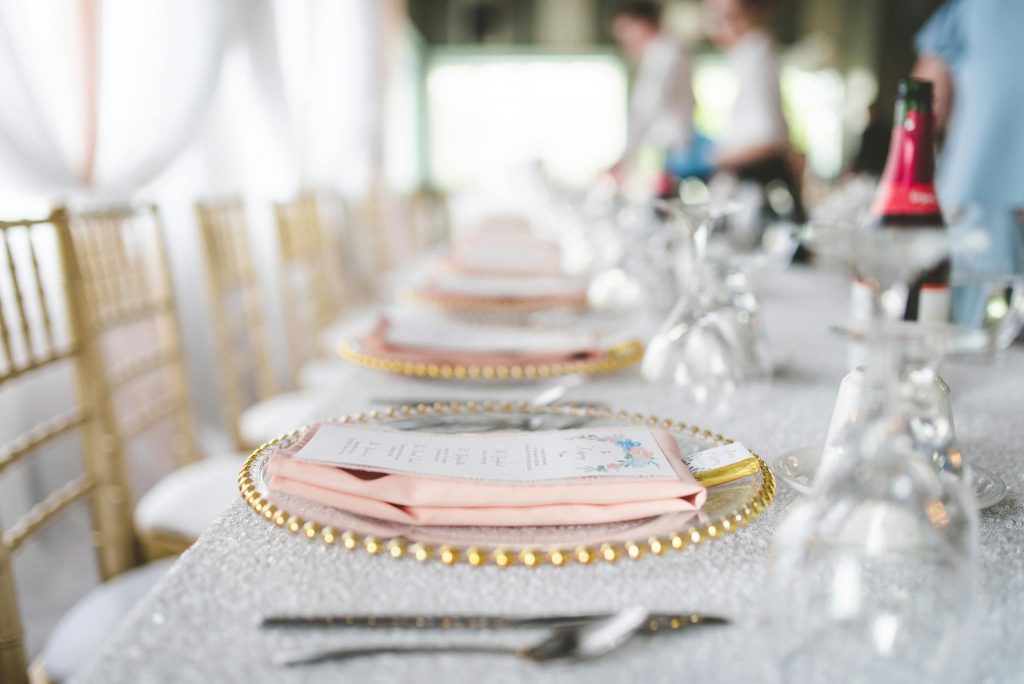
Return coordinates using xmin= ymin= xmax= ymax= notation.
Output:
xmin=238 ymin=400 xmax=773 ymax=568
xmin=238 ymin=198 xmax=783 ymax=662
xmin=770 ymin=222 xmax=1010 ymax=509
xmin=337 ymin=307 xmax=646 ymax=382
xmin=338 ymin=211 xmax=648 ymax=382
xmin=399 ymin=217 xmax=591 ymax=315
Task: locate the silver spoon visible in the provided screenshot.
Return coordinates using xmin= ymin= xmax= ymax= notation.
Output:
xmin=273 ymin=606 xmax=650 ymax=667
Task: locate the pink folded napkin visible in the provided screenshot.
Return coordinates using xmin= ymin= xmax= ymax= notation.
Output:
xmin=417 ymin=285 xmax=588 ymax=311
xmin=360 ymin=318 xmax=601 ymax=367
xmin=476 ymin=213 xmax=532 ymax=235
xmin=267 ymin=424 xmax=706 ymax=527
xmin=448 ymin=231 xmax=563 ymax=277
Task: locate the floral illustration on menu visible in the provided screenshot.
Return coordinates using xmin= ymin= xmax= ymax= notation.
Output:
xmin=575 ymin=433 xmax=660 ymax=473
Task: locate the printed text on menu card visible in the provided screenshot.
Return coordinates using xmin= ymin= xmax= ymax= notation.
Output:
xmin=293 ymin=425 xmax=678 ymax=482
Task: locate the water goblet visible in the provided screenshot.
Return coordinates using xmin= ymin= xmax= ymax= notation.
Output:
xmin=641 ymin=199 xmax=770 ymax=406
xmin=772 ymin=224 xmax=1005 ymax=507
xmin=763 ymin=225 xmax=981 ymax=683
xmin=951 ymin=270 xmax=1024 ymax=356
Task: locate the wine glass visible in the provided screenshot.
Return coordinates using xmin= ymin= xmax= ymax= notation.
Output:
xmin=817 ymin=321 xmax=1007 ymax=508
xmin=705 ymin=261 xmax=773 ymax=381
xmin=586 ymin=197 xmax=682 ymax=314
xmin=951 ymin=270 xmax=1024 ymax=356
xmin=762 ymin=225 xmax=980 ymax=683
xmin=773 ymin=224 xmax=1006 ymax=508
xmin=641 ymin=199 xmax=770 ymax=406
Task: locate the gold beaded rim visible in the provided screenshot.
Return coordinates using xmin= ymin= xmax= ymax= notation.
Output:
xmin=337 ymin=340 xmax=646 ymax=381
xmin=237 ymin=401 xmax=776 ymax=568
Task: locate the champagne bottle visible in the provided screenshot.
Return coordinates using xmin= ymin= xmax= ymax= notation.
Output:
xmin=854 ymin=78 xmax=950 ymax=322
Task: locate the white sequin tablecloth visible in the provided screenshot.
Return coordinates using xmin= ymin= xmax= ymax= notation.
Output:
xmin=72 ymin=267 xmax=1024 ymax=684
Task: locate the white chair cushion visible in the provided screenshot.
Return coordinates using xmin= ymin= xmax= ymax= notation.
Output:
xmin=134 ymin=454 xmax=243 ymax=539
xmin=238 ymin=391 xmax=325 ymax=448
xmin=298 ymin=356 xmax=353 ymax=391
xmin=41 ymin=557 xmax=175 ymax=682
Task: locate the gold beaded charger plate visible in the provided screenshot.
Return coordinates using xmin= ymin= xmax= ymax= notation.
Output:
xmin=238 ymin=401 xmax=776 ymax=567
xmin=337 ymin=339 xmax=646 ymax=382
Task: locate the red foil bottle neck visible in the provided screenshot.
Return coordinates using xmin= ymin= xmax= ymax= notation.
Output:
xmin=886 ymin=108 xmax=935 ymax=186
xmin=871 ymin=108 xmax=940 ymax=217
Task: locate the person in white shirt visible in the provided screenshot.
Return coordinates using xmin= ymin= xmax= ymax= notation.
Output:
xmin=611 ymin=2 xmax=705 ymax=191
xmin=704 ymin=0 xmax=805 ymax=221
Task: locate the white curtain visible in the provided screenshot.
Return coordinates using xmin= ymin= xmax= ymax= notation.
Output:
xmin=270 ymin=0 xmax=382 ymax=194
xmin=0 ymin=0 xmax=232 ymax=201
xmin=270 ymin=0 xmax=422 ymax=268
xmin=136 ymin=0 xmax=388 ymax=442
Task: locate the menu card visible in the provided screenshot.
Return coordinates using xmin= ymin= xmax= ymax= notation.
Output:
xmin=293 ymin=425 xmax=676 ymax=482
xmin=291 ymin=424 xmax=756 ymax=485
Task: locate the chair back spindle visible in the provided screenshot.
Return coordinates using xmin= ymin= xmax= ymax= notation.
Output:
xmin=196 ymin=200 xmax=278 ymax=449
xmin=68 ymin=206 xmax=200 ymax=476
xmin=274 ymin=192 xmax=348 ymax=382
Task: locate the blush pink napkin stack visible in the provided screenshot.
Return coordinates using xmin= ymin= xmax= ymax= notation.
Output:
xmin=360 ymin=318 xmax=601 ymax=368
xmin=420 ymin=218 xmax=587 ymax=309
xmin=267 ymin=424 xmax=707 ymax=527
xmin=416 ymin=284 xmax=588 ymax=311
xmin=448 ymin=232 xmax=563 ymax=277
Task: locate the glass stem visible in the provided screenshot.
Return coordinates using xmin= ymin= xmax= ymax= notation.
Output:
xmin=691 ymin=220 xmax=710 ymax=299
xmin=866 ymin=287 xmax=903 ymax=421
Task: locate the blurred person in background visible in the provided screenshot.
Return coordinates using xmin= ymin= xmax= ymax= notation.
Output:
xmin=610 ymin=1 xmax=711 ymax=197
xmin=850 ymin=100 xmax=891 ymax=178
xmin=703 ymin=0 xmax=806 ymax=228
xmin=913 ymin=0 xmax=1024 ymax=326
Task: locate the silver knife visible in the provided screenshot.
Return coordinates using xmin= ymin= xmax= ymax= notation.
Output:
xmin=261 ymin=612 xmax=728 ymax=631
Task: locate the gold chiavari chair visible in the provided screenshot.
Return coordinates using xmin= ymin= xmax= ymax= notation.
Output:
xmin=66 ymin=206 xmax=243 ymax=561
xmin=196 ymin=199 xmax=326 ymax=450
xmin=279 ymin=191 xmax=396 ymax=392
xmin=406 ymin=187 xmax=450 ymax=254
xmin=369 ymin=188 xmax=450 ymax=271
xmin=274 ymin=192 xmax=343 ymax=386
xmin=303 ymin=190 xmax=352 ymax=315
xmin=332 ymin=193 xmax=387 ymax=301
xmin=0 ymin=209 xmax=162 ymax=684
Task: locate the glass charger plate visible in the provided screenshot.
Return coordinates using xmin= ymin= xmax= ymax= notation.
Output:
xmin=238 ymin=401 xmax=776 ymax=567
xmin=337 ymin=338 xmax=645 ymax=383
xmin=770 ymin=445 xmax=1007 ymax=509
xmin=829 ymin=320 xmax=988 ymax=354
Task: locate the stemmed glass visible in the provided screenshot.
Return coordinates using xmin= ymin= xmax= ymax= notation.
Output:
xmin=762 ymin=225 xmax=980 ymax=683
xmin=772 ymin=225 xmax=1007 ymax=508
xmin=585 ymin=197 xmax=682 ymax=314
xmin=641 ymin=199 xmax=771 ymax=406
xmin=950 ymin=270 xmax=1024 ymax=357
xmin=817 ymin=321 xmax=1007 ymax=508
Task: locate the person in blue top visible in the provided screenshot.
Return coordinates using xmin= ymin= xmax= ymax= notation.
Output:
xmin=913 ymin=0 xmax=1024 ymax=326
